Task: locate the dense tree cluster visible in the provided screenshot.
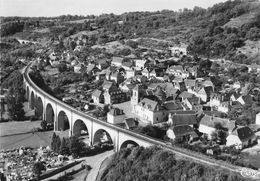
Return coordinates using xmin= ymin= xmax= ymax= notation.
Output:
xmin=101 ymin=146 xmax=248 ymax=181
xmin=2 ymin=70 xmax=25 ymax=121
xmin=133 ymin=124 xmax=168 ymax=140
xmin=51 ymin=133 xmax=85 ymax=158
xmin=1 ymin=21 xmax=25 ymax=37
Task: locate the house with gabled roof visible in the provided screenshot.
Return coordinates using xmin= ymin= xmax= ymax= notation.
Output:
xmin=92 ymin=90 xmax=104 ymax=104
xmin=97 ymin=59 xmax=109 ymax=70
xmin=135 ymin=59 xmax=149 ymax=69
xmin=102 ymin=81 xmax=114 ymax=91
xmin=164 ymin=84 xmax=181 ymax=97
xmin=230 ymin=101 xmax=243 ymax=113
xmin=154 ymin=87 xmax=166 ymax=102
xmin=95 ymin=72 xmax=106 ymax=81
xmin=122 ymin=62 xmax=133 ymax=71
xmin=74 ymin=63 xmax=83 ymax=74
xmin=218 ymin=101 xmax=230 ymax=113
xmin=184 ymin=96 xmax=202 ymax=112
xmin=256 ymin=112 xmax=260 ymax=126
xmin=150 ymin=68 xmax=165 ymax=79
xmin=103 ymin=84 xmax=126 ymax=104
xmin=187 ymin=66 xmax=198 ymax=78
xmin=167 ymin=65 xmax=183 ymax=75
xmin=87 ymin=64 xmax=99 ymax=75
xmin=142 ymin=67 xmax=151 ymax=78
xmin=170 ymin=44 xmax=188 ymax=56
xmin=210 ymin=92 xmax=231 ymax=108
xmin=204 ymin=76 xmax=221 ymax=91
xmin=237 ymin=95 xmax=253 ymax=105
xmin=226 ymin=126 xmax=257 ymax=149
xmin=230 ymin=92 xmax=241 ymax=102
xmin=111 ymin=71 xmax=124 ymax=84
xmin=126 ymin=68 xmax=141 ymax=79
xmin=179 ymin=91 xmax=195 ymax=102
xmin=174 ymin=81 xmax=186 ymax=92
xmin=124 ymin=118 xmax=139 ymax=130
xmin=248 ymin=63 xmax=260 ymax=73
xmin=197 ymin=86 xmax=213 ymax=103
xmin=107 ymin=108 xmax=125 ymax=124
xmin=163 ymin=101 xmax=184 ymax=111
xmin=167 ymin=125 xmax=198 ymax=141
xmin=184 ymin=79 xmax=198 ymax=89
xmin=133 ymin=98 xmax=167 ymax=124
xmin=198 ymin=115 xmax=232 ymax=139
xmin=233 ymin=81 xmax=241 ymax=89
xmin=111 ymin=57 xmax=124 ymax=67
xmin=167 ymin=113 xmax=198 ymax=127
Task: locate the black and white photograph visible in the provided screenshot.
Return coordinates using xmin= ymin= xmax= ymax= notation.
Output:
xmin=1 ymin=0 xmax=260 ymax=180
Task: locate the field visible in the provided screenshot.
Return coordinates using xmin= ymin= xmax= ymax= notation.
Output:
xmin=0 ymin=120 xmax=42 ymax=136
xmin=223 ymin=13 xmax=256 ymax=28
xmin=0 ymin=130 xmax=69 ymax=150
xmin=69 ymin=30 xmax=99 ymax=39
xmin=92 ymin=41 xmax=133 ymax=54
xmin=67 ymin=18 xmax=94 ymax=24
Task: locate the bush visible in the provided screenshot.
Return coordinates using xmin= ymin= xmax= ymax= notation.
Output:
xmin=41 ymin=120 xmax=47 ymax=130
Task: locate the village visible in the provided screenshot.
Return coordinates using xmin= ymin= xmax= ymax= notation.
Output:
xmin=32 ymin=32 xmax=260 ymax=171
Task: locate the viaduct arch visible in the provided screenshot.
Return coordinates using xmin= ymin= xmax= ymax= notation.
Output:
xmin=120 ymin=140 xmax=139 ymax=150
xmin=24 ymin=62 xmax=154 ymax=151
xmin=35 ymin=97 xmax=43 ymax=118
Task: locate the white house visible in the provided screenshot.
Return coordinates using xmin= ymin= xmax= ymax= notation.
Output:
xmin=256 ymin=112 xmax=260 ymax=126
xmin=135 ymin=59 xmax=148 ymax=69
xmin=167 ymin=125 xmax=197 ymax=141
xmin=74 ymin=63 xmax=83 ymax=73
xmin=111 ymin=57 xmax=124 ymax=67
xmin=248 ymin=63 xmax=260 ymax=73
xmin=107 ymin=108 xmax=126 ymax=124
xmin=133 ymin=98 xmax=167 ymax=124
xmin=226 ymin=126 xmax=257 ymax=149
xmin=170 ymin=44 xmax=188 ymax=56
xmin=199 ymin=115 xmax=232 ymax=139
xmin=218 ymin=101 xmax=230 ymax=113
xmin=233 ymin=81 xmax=241 ymax=89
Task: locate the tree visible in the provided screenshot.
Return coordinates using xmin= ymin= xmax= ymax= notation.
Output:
xmin=40 ymin=120 xmax=47 ymax=130
xmin=5 ymin=87 xmax=25 ymax=121
xmin=69 ymin=136 xmax=85 ymax=157
xmin=55 ymin=135 xmax=61 ymax=153
xmin=32 ymin=161 xmax=46 ymax=181
xmin=0 ymin=98 xmax=5 ymax=120
xmin=51 ymin=132 xmax=57 ymax=152
xmin=69 ymin=41 xmax=77 ymax=51
xmin=29 ymin=69 xmax=45 ymax=87
xmin=60 ymin=137 xmax=69 ymax=155
xmin=57 ymin=62 xmax=67 ymax=73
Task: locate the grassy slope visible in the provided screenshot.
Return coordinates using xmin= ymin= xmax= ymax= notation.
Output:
xmin=222 ymin=13 xmax=256 ymax=28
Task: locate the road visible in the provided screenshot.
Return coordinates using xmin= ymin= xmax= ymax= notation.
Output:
xmin=72 ymin=150 xmax=114 ymax=181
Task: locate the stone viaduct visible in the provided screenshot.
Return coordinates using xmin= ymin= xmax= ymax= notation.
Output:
xmin=23 ymin=63 xmax=165 ymax=151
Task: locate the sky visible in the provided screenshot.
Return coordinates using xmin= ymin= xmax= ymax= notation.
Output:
xmin=0 ymin=0 xmax=228 ymax=17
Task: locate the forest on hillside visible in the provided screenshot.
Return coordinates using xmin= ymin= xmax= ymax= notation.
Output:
xmin=1 ymin=0 xmax=260 ymax=65
xmin=100 ymin=146 xmax=250 ymax=181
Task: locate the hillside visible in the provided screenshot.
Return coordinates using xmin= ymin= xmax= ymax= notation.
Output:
xmin=1 ymin=0 xmax=260 ymax=65
xmin=223 ymin=13 xmax=256 ymax=28
xmin=100 ymin=146 xmax=251 ymax=181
